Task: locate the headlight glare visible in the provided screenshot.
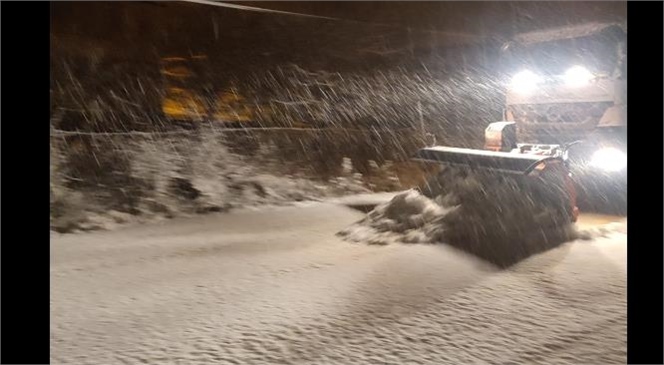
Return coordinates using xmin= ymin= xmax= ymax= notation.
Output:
xmin=510 ymin=70 xmax=542 ymax=94
xmin=589 ymin=148 xmax=626 ymax=172
xmin=564 ymin=66 xmax=594 ymax=87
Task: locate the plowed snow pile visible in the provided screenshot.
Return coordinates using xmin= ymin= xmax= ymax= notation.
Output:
xmin=339 ymin=168 xmax=579 ymax=267
xmin=338 ymin=190 xmax=452 ymax=245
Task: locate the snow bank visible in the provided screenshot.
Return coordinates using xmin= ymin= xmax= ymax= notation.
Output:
xmin=50 ymin=133 xmax=369 ymax=233
xmin=338 ymin=189 xmax=453 ymax=245
xmin=576 ymin=220 xmax=627 ymax=240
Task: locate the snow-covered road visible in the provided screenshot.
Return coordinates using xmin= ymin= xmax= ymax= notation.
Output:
xmin=50 ymin=202 xmax=626 ymax=365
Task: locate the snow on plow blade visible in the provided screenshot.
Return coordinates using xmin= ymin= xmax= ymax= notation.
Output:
xmin=413 ymin=146 xmax=559 ymax=175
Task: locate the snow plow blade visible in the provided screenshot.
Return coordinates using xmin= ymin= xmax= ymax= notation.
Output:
xmin=413 ymin=146 xmax=559 ymax=175
xmin=412 ymin=145 xmax=579 ymax=267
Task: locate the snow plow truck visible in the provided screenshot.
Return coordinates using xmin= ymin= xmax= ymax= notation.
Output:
xmin=414 ymin=23 xmax=626 ymax=227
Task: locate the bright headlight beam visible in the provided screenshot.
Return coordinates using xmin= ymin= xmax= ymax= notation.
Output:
xmin=510 ymin=70 xmax=542 ymax=94
xmin=564 ymin=66 xmax=594 ymax=87
xmin=589 ymin=147 xmax=627 ymax=172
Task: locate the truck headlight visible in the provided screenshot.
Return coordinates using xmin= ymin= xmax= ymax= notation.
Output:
xmin=589 ymin=147 xmax=626 ymax=172
xmin=510 ymin=70 xmax=542 ymax=94
xmin=564 ymin=66 xmax=594 ymax=87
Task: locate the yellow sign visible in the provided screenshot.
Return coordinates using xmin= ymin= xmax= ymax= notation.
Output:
xmin=161 ymin=87 xmax=206 ymax=121
xmin=160 ymin=56 xmax=257 ymax=124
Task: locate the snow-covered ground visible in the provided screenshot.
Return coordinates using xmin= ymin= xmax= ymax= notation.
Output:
xmin=50 ymin=201 xmax=626 ymax=365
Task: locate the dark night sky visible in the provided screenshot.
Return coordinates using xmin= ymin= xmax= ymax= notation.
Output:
xmin=235 ymin=2 xmax=626 ymax=35
xmin=50 ymin=1 xmax=626 ymax=92
xmin=50 ymin=1 xmax=626 ymax=134
xmin=51 ymin=1 xmax=626 ymax=60
xmin=50 ymin=1 xmax=626 ymax=91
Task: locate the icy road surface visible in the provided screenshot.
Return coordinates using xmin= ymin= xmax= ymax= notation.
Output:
xmin=51 ymin=202 xmax=626 ymax=365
